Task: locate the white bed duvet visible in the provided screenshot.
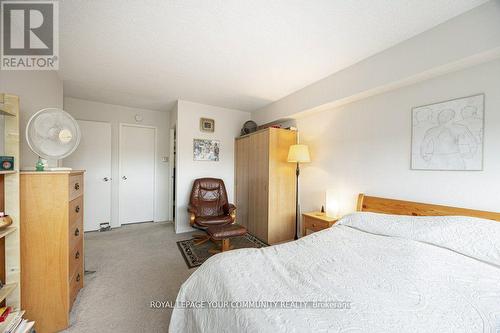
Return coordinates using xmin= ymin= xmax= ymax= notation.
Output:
xmin=169 ymin=213 xmax=500 ymax=333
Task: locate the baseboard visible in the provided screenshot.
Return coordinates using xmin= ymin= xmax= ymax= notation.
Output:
xmin=175 ymin=226 xmax=195 ymax=234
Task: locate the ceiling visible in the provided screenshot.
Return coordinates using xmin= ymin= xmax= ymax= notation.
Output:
xmin=59 ymin=0 xmax=488 ymax=112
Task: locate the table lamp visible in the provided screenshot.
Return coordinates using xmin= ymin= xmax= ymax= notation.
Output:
xmin=326 ymin=189 xmax=340 ymax=218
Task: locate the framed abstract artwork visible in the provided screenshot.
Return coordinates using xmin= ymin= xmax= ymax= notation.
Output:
xmin=411 ymin=94 xmax=484 ymax=171
xmin=193 ymin=139 xmax=220 ymax=161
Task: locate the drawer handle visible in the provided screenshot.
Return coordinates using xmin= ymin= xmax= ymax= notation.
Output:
xmin=74 ymin=183 xmax=80 ymax=190
xmin=76 ymin=273 xmax=81 ymax=282
xmin=75 ymin=228 xmax=80 ymax=237
xmin=75 ymin=205 xmax=80 ymax=213
xmin=75 ymin=251 xmax=80 ymax=260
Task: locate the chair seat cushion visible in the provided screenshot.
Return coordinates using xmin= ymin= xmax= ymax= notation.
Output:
xmin=207 ymin=224 xmax=247 ymax=240
xmin=194 ymin=215 xmax=233 ymax=227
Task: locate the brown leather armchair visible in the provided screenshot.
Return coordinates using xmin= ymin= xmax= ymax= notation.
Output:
xmin=188 ymin=178 xmax=236 ymax=244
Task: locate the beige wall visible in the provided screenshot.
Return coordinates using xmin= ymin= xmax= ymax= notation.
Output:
xmin=0 ymin=71 xmax=64 ymax=169
xmin=295 ymin=59 xmax=500 ymax=216
xmin=174 ymin=100 xmax=250 ymax=233
xmin=63 ymin=97 xmax=171 ymax=226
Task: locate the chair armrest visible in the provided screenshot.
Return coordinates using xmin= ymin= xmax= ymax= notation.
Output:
xmin=223 ymin=203 xmax=236 ymax=214
xmin=188 ymin=204 xmax=197 ymax=226
xmin=224 ymin=203 xmax=237 ymax=223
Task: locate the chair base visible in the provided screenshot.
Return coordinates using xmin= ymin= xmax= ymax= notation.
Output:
xmin=208 ymin=238 xmax=233 ymax=254
xmin=192 ymin=233 xmax=210 ymax=245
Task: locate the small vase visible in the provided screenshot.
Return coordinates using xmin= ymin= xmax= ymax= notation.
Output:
xmin=36 ymin=157 xmax=44 ymax=171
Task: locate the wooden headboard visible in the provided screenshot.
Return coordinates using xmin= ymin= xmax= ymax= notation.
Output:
xmin=356 ymin=193 xmax=500 ymax=222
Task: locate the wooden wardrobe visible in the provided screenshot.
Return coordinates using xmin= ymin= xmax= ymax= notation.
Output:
xmin=20 ymin=170 xmax=85 ymax=333
xmin=235 ymin=128 xmax=296 ymax=244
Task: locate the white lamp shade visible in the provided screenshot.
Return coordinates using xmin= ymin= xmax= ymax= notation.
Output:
xmin=326 ymin=189 xmax=339 ymax=218
xmin=287 ymin=144 xmax=310 ymax=163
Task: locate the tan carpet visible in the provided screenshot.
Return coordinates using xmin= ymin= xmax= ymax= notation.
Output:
xmin=64 ymin=222 xmax=195 ymax=333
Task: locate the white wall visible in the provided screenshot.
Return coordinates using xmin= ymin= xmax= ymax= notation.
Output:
xmin=169 ymin=102 xmax=178 ymax=128
xmin=63 ymin=97 xmax=170 ymax=227
xmin=253 ymin=0 xmax=500 ymax=124
xmin=0 ymin=71 xmax=63 ymax=168
xmin=296 ymin=59 xmax=500 ymax=216
xmin=174 ymin=100 xmax=250 ymax=233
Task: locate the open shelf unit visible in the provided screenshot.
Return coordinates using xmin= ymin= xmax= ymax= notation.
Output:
xmin=0 ymin=93 xmax=21 ymax=311
xmin=0 ymin=283 xmax=18 ymax=303
xmin=0 ymin=227 xmax=15 ymax=240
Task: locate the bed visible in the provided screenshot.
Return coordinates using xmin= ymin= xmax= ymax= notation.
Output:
xmin=169 ymin=194 xmax=500 ymax=332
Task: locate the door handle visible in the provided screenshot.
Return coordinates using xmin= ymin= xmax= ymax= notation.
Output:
xmin=122 ymin=176 xmax=127 ymax=180
xmin=103 ymin=177 xmax=110 ymax=182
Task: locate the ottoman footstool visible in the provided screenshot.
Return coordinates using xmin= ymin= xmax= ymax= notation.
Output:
xmin=207 ymin=223 xmax=247 ymax=253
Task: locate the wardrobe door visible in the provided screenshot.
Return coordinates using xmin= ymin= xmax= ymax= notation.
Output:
xmin=235 ymin=137 xmax=250 ymax=228
xmin=268 ymin=128 xmax=297 ymax=244
xmin=248 ymin=130 xmax=269 ymax=242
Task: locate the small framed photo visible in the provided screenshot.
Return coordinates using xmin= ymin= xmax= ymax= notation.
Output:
xmin=200 ymin=118 xmax=215 ymax=132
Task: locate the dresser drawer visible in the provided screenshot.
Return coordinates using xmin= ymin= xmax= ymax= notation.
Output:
xmin=304 ymin=217 xmax=329 ymax=231
xmin=69 ymin=216 xmax=83 ymax=251
xmin=69 ymin=239 xmax=83 ymax=282
xmin=301 ymin=213 xmax=339 ymax=237
xmin=69 ymin=196 xmax=83 ymax=224
xmin=69 ymin=267 xmax=83 ymax=310
xmin=69 ymin=174 xmax=83 ymax=201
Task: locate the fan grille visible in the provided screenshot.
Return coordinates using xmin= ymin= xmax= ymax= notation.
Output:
xmin=26 ymin=108 xmax=81 ymax=160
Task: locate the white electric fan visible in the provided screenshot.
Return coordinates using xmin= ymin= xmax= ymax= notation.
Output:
xmin=26 ymin=108 xmax=81 ymax=171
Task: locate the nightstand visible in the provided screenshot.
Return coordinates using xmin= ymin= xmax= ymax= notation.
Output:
xmin=301 ymin=212 xmax=339 ymax=236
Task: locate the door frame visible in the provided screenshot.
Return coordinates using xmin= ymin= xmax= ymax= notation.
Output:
xmin=168 ymin=126 xmax=176 ymax=222
xmin=118 ymin=123 xmax=158 ymax=226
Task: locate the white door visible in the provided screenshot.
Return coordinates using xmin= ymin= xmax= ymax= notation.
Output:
xmin=64 ymin=120 xmax=112 ymax=231
xmin=119 ymin=124 xmax=155 ymax=224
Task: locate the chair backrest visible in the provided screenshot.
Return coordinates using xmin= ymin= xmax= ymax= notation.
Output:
xmin=189 ymin=178 xmax=229 ymax=217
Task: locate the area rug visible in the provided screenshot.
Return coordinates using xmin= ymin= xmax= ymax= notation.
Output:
xmin=177 ymin=234 xmax=268 ymax=268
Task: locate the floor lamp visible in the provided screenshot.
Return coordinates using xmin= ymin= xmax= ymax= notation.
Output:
xmin=287 ymin=144 xmax=310 ymax=240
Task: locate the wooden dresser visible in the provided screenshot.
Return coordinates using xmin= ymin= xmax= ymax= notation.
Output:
xmin=20 ymin=170 xmax=85 ymax=333
xmin=235 ymin=128 xmax=297 ymax=244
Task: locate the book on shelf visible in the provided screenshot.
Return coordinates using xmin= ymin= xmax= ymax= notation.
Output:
xmin=0 ymin=310 xmax=34 ymax=333
xmin=0 ymin=306 xmax=12 ymax=322
xmin=3 ymin=311 xmax=23 ymax=333
xmin=13 ymin=319 xmax=35 ymax=333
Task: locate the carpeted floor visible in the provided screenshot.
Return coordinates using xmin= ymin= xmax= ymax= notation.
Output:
xmin=64 ymin=222 xmax=195 ymax=333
